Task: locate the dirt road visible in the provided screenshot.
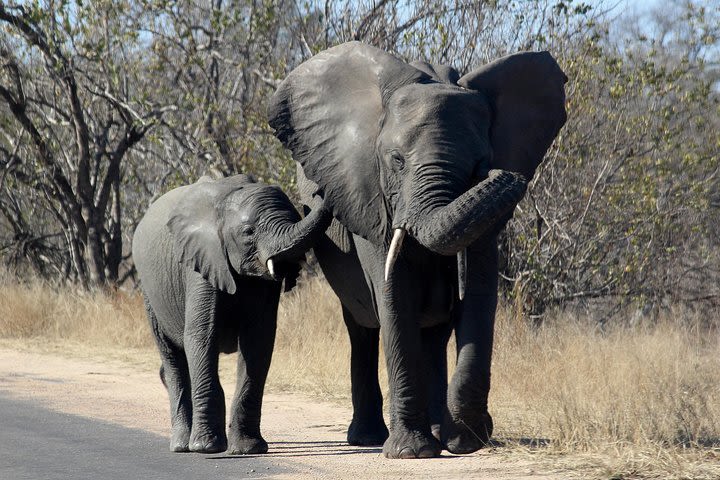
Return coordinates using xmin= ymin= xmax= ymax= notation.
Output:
xmin=0 ymin=347 xmax=571 ymax=479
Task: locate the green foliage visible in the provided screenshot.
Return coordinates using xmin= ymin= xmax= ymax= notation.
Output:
xmin=501 ymin=1 xmax=720 ymax=318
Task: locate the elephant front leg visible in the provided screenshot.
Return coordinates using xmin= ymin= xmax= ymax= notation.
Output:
xmin=343 ymin=306 xmax=388 ymax=446
xmin=378 ymin=278 xmax=441 ymax=459
xmin=227 ymin=291 xmax=279 ymax=455
xmin=421 ymin=322 xmax=452 ymax=442
xmin=441 ymin=239 xmax=497 ymax=454
xmin=184 ymin=281 xmax=227 ymax=454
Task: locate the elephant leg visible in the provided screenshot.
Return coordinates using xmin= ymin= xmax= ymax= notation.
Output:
xmin=379 ymin=291 xmax=441 ymax=458
xmin=184 ymin=278 xmax=227 ymax=454
xmin=343 ymin=305 xmax=388 ymax=446
xmin=442 ymin=237 xmax=497 ymax=454
xmin=159 ymin=352 xmax=193 ymax=452
xmin=227 ymin=286 xmax=279 ymax=455
xmin=145 ymin=295 xmax=192 ymax=452
xmin=371 ymin=271 xmax=441 ymax=458
xmin=421 ymin=322 xmax=452 ymax=442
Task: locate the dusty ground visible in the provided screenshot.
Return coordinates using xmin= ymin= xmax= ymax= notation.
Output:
xmin=0 ymin=346 xmax=582 ymax=480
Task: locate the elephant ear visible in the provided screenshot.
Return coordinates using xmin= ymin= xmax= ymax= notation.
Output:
xmin=458 ymin=51 xmax=567 ymax=180
xmin=167 ymin=180 xmax=238 ymax=295
xmin=268 ymin=41 xmax=430 ymax=244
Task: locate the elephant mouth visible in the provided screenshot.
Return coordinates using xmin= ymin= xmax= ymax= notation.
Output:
xmin=383 ymin=228 xmax=468 ymax=300
xmin=383 ymin=169 xmax=527 ymax=297
xmin=264 ymin=257 xmax=302 ymax=291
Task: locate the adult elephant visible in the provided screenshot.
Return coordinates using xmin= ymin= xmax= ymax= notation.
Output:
xmin=133 ymin=175 xmax=330 ymax=454
xmin=268 ymin=41 xmax=567 ymax=458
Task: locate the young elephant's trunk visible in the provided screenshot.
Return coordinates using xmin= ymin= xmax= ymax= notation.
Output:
xmin=262 ymin=196 xmax=332 ymax=268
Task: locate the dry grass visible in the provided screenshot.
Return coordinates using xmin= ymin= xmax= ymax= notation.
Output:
xmin=270 ymin=275 xmax=351 ymax=396
xmin=0 ymin=269 xmax=151 ymax=349
xmin=1 ymin=270 xmax=719 ymax=478
xmin=490 ymin=308 xmax=720 ymax=478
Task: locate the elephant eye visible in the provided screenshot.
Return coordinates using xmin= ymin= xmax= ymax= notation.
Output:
xmin=242 ymin=225 xmax=254 ymax=236
xmin=390 ymin=151 xmax=405 ymax=170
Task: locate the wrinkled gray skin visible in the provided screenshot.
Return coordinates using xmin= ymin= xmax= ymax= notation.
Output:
xmin=132 ymin=175 xmax=330 ymax=454
xmin=269 ymin=42 xmax=567 ymax=459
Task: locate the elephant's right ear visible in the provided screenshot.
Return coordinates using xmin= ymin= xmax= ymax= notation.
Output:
xmin=268 ymin=41 xmax=430 ymax=244
xmin=167 ymin=183 xmax=237 ymax=295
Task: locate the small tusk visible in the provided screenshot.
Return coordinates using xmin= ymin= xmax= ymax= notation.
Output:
xmin=267 ymin=258 xmax=276 ymax=278
xmin=384 ymin=228 xmax=406 ymax=282
xmin=457 ymin=249 xmax=467 ymax=301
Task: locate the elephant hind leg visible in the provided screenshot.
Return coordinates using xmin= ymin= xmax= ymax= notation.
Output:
xmin=144 ymin=295 xmax=192 ymax=452
xmin=343 ymin=305 xmax=388 ymax=447
xmin=160 ymin=349 xmax=194 ymax=453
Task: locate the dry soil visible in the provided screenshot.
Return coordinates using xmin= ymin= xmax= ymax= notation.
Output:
xmin=0 ymin=347 xmax=575 ymax=479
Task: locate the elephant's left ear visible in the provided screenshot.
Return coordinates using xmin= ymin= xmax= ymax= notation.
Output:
xmin=458 ymin=51 xmax=567 ymax=181
xmin=167 ymin=182 xmax=237 ymax=295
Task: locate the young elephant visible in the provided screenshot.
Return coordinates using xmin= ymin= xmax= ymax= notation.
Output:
xmin=132 ymin=174 xmax=330 ymax=454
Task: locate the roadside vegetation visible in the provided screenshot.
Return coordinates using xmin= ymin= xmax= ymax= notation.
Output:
xmin=0 ymin=0 xmax=717 ymax=317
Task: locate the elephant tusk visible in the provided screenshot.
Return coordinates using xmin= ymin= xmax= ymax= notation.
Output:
xmin=384 ymin=228 xmax=406 ymax=282
xmin=457 ymin=249 xmax=467 ymax=301
xmin=267 ymin=258 xmax=276 ymax=278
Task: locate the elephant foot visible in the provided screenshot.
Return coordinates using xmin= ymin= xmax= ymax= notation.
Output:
xmin=347 ymin=417 xmax=389 ymax=446
xmin=441 ymin=410 xmax=493 ymax=455
xmin=189 ymin=429 xmax=227 ymax=454
xmin=382 ymin=427 xmax=441 ymax=459
xmin=228 ymin=433 xmax=268 ymax=455
xmin=169 ymin=426 xmax=191 ymax=453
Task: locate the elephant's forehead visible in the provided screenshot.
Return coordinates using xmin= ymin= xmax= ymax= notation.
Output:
xmin=223 ymin=186 xmax=297 ymax=225
xmin=389 ymin=83 xmax=489 ymax=120
xmin=223 ymin=190 xmax=260 ymax=222
xmin=225 ymin=202 xmax=256 ymax=223
xmin=382 ymin=85 xmax=491 ymax=149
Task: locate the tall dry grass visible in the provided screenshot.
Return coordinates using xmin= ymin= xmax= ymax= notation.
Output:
xmin=0 ymin=269 xmax=151 ymax=348
xmin=269 ymin=275 xmax=350 ymax=396
xmin=489 ymin=308 xmax=720 ymax=478
xmin=1 ymin=270 xmax=718 ymax=477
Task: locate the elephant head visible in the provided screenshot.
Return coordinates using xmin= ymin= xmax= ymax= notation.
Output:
xmin=268 ymin=42 xmax=566 ymax=280
xmin=167 ymin=175 xmax=331 ymax=294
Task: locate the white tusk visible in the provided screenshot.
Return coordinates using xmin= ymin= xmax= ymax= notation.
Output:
xmin=384 ymin=228 xmax=406 ymax=282
xmin=457 ymin=249 xmax=467 ymax=301
xmin=267 ymin=258 xmax=276 ymax=277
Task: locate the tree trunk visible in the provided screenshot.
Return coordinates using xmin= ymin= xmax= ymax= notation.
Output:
xmin=105 ymin=178 xmax=123 ymax=284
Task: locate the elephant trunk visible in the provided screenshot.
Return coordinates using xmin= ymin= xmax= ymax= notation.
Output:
xmin=263 ymin=196 xmax=332 ymax=267
xmin=408 ymin=169 xmax=527 ymax=256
